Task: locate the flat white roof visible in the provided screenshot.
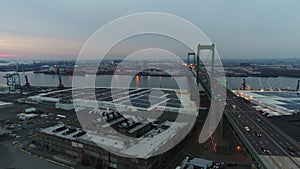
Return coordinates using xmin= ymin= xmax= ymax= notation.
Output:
xmin=0 ymin=101 xmax=13 ymax=108
xmin=234 ymin=90 xmax=299 ymax=115
xmin=38 ymin=87 xmax=197 ymax=158
xmin=40 ymin=121 xmax=189 ymax=159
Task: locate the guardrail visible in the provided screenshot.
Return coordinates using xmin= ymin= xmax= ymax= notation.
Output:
xmin=224 ymin=111 xmax=267 ymax=169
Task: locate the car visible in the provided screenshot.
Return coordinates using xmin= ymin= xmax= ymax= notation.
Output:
xmin=12 ymin=141 xmax=19 ymax=145
xmin=244 ymin=126 xmax=250 ymax=132
xmin=261 ymin=146 xmax=271 ymax=154
xmin=288 ymin=147 xmax=296 ymax=153
xmin=254 ymin=132 xmax=262 ymax=137
xmin=263 ymin=149 xmax=271 ymax=154
xmin=257 ymin=118 xmax=261 ymax=123
xmin=9 ymin=133 xmax=17 ymax=137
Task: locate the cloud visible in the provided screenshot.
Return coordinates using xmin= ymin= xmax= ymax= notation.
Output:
xmin=0 ymin=33 xmax=83 ymax=59
xmin=1 ymin=0 xmax=300 ymax=59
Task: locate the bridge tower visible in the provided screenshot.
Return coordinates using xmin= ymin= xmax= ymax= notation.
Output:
xmin=196 ymin=44 xmax=215 ymax=85
xmin=195 ymin=44 xmax=231 ymax=153
xmin=187 ymin=52 xmax=196 ymax=65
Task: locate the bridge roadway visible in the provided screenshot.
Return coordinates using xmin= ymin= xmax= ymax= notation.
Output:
xmin=225 ymin=91 xmax=300 ymax=169
xmin=190 ymin=63 xmax=300 ymax=168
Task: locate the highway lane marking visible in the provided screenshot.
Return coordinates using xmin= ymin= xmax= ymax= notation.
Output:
xmin=228 ymin=97 xmax=300 ymax=165
xmin=235 ymin=101 xmax=300 ymax=168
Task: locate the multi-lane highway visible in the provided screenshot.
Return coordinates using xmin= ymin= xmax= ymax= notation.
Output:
xmin=225 ymin=91 xmax=300 ymax=169
xmin=191 ymin=62 xmax=300 ymax=168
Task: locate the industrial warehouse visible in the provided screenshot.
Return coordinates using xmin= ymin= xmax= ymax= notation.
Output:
xmin=233 ymin=90 xmax=300 ymax=116
xmin=32 ymin=87 xmax=198 ymax=169
xmin=30 ymin=87 xmax=188 ymax=111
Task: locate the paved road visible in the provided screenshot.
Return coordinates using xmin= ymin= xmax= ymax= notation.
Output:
xmin=0 ymin=141 xmax=67 ymax=169
xmin=225 ymin=91 xmax=300 ymax=169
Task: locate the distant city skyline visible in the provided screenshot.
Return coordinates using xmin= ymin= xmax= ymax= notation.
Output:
xmin=1 ymin=0 xmax=300 ymax=60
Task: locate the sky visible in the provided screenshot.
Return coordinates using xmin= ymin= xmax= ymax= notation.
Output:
xmin=1 ymin=0 xmax=300 ymax=60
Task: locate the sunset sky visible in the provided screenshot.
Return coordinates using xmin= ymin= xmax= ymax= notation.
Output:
xmin=1 ymin=0 xmax=300 ymax=60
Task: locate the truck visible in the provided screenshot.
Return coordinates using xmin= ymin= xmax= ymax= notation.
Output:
xmin=17 ymin=113 xmax=38 ymax=120
xmin=56 ymin=114 xmax=66 ymax=119
xmin=23 ymin=107 xmax=36 ymax=113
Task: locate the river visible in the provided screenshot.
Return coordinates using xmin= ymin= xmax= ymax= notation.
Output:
xmin=0 ymin=71 xmax=299 ymax=91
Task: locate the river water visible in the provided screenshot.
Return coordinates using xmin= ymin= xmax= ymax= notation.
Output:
xmin=0 ymin=71 xmax=193 ymax=90
xmin=0 ymin=71 xmax=299 ymax=91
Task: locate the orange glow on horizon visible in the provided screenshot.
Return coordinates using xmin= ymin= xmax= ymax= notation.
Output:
xmin=0 ymin=54 xmax=19 ymax=57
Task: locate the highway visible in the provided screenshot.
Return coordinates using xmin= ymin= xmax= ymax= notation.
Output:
xmin=190 ymin=60 xmax=300 ymax=168
xmin=225 ymin=91 xmax=300 ymax=168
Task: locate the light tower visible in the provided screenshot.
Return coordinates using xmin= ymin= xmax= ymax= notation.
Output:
xmin=57 ymin=75 xmax=64 ymax=89
xmin=24 ymin=75 xmax=31 ymax=87
xmin=242 ymin=79 xmax=246 ymax=90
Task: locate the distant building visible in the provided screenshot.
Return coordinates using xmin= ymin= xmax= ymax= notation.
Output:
xmin=240 ymin=62 xmax=251 ymax=67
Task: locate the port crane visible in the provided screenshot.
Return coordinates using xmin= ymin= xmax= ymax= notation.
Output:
xmin=3 ymin=62 xmax=21 ymax=91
